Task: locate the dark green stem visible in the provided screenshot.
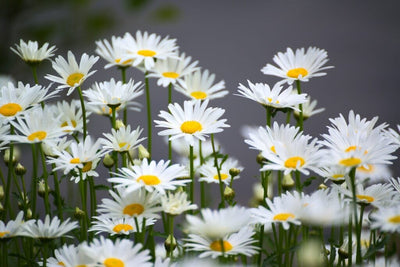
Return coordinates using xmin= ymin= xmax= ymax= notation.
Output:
xmin=51 ymin=163 xmax=63 ymax=221
xmin=189 ymin=145 xmax=195 ymax=208
xmin=145 ymin=73 xmax=152 ymax=159
xmin=77 ymin=86 xmax=87 ymax=140
xmin=211 ymin=134 xmax=225 ymax=208
xmin=349 ymin=167 xmax=362 ymax=264
xmin=39 ymin=144 xmax=50 ymax=215
xmin=295 ymin=80 xmax=304 ymax=132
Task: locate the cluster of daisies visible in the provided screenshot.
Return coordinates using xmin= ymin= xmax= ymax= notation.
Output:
xmin=0 ymin=32 xmax=400 ymax=267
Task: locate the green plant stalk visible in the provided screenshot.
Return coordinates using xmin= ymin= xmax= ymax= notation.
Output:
xmin=211 ymin=134 xmax=225 ymax=208
xmin=168 ymin=83 xmax=172 ymax=163
xmin=349 ymin=167 xmax=362 ymax=264
xmin=120 ymin=67 xmax=128 ymax=125
xmin=88 ymin=176 xmax=96 ymax=241
xmin=257 ymin=225 xmax=264 ymax=266
xmin=189 ymin=145 xmax=195 ymax=208
xmin=51 ymin=163 xmax=63 ymax=221
xmin=145 ymin=73 xmax=152 ymax=159
xmin=296 ymin=80 xmax=304 ymax=132
xmin=77 ymin=86 xmax=87 ymax=140
xmin=78 ymin=172 xmax=88 ymax=242
xmin=31 ymin=143 xmax=38 ymax=218
xmin=272 ymin=223 xmax=282 ymax=266
xmin=168 ymin=214 xmax=175 ymax=260
xmin=39 ymin=144 xmax=50 ymax=215
xmin=110 ymin=106 xmax=119 ymax=173
xmin=295 ymin=170 xmax=302 ymax=192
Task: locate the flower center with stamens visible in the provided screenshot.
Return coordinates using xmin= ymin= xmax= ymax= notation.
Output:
xmin=70 ymin=158 xmax=81 ymax=164
xmin=113 ymin=224 xmax=134 ymax=233
xmin=162 ymin=72 xmax=179 ymax=79
xmin=388 ymin=215 xmax=400 ymax=224
xmin=115 ymin=58 xmax=132 ymax=64
xmin=0 ymin=231 xmax=10 ymax=238
xmin=190 ymin=91 xmax=207 ymax=100
xmin=180 ymin=121 xmax=202 ymax=134
xmin=332 ymin=174 xmax=344 ymax=179
xmin=27 ymin=131 xmax=47 ymax=142
xmin=273 ymin=213 xmax=295 ymax=221
xmin=137 ymin=175 xmax=161 ymax=185
xmin=339 ymin=157 xmax=361 ymax=167
xmin=57 ymin=262 xmax=66 ymax=266
xmin=213 ymin=173 xmax=229 ymax=180
xmin=345 ymin=146 xmax=358 ymax=152
xmin=118 ymin=142 xmax=130 ymax=149
xmin=66 ymin=72 xmax=84 ymax=87
xmin=0 ymin=103 xmax=23 ymax=117
xmin=123 ymin=203 xmax=144 ymax=216
xmin=284 ymin=156 xmax=305 ymax=168
xmin=104 ymin=258 xmax=124 ymax=267
xmin=287 ymin=68 xmax=308 ymax=78
xmin=61 ymin=120 xmax=77 ymax=132
xmin=356 ymin=194 xmax=374 ymax=203
xmin=357 ymin=164 xmax=374 ymax=173
xmin=270 ymin=146 xmax=276 ymax=153
xmin=137 ymin=50 xmax=156 ymax=57
xmin=209 ymin=240 xmax=233 ymax=252
xmin=82 ymin=161 xmax=92 ymax=173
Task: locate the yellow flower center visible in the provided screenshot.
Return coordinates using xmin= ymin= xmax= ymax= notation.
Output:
xmin=112 ymin=223 xmax=134 ymax=233
xmin=339 ymin=157 xmax=361 ymax=167
xmin=332 ymin=174 xmax=345 ymax=179
xmin=0 ymin=231 xmax=10 ymax=238
xmin=357 ymin=164 xmax=374 ymax=173
xmin=137 ymin=175 xmax=161 ymax=185
xmin=137 ymin=50 xmax=156 ymax=57
xmin=66 ymin=72 xmax=84 ymax=87
xmin=70 ymin=157 xmax=81 ymax=164
xmin=345 ymin=146 xmax=358 ymax=152
xmin=0 ymin=103 xmax=23 ymax=117
xmin=284 ymin=156 xmax=305 ymax=169
xmin=82 ymin=161 xmax=92 ymax=173
xmin=162 ymin=72 xmax=179 ymax=79
xmin=123 ymin=203 xmax=144 ymax=216
xmin=209 ymin=240 xmax=233 ymax=252
xmin=61 ymin=120 xmax=77 ymax=132
xmin=27 ymin=131 xmax=47 ymax=142
xmin=115 ymin=58 xmax=132 ymax=64
xmin=118 ymin=142 xmax=130 ymax=149
xmin=213 ymin=173 xmax=229 ymax=180
xmin=273 ymin=212 xmax=295 ymax=221
xmin=190 ymin=91 xmax=208 ymax=100
xmin=104 ymin=258 xmax=124 ymax=267
xmin=57 ymin=262 xmax=66 ymax=266
xmin=270 ymin=146 xmax=276 ymax=153
xmin=356 ymin=194 xmax=374 ymax=203
xmin=287 ymin=67 xmax=308 ymax=78
xmin=180 ymin=120 xmax=203 ymax=134
xmin=388 ymin=215 xmax=400 ymax=224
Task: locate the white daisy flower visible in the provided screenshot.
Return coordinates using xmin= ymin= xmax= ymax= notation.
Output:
xmin=46 ymin=244 xmax=93 ymax=267
xmin=356 ymin=164 xmax=392 ymax=184
xmin=120 ymin=31 xmax=178 ymax=71
xmin=41 ymin=137 xmax=73 ymax=158
xmin=45 ymin=51 xmax=99 ymax=95
xmin=389 ymin=177 xmax=400 ymax=195
xmin=237 ymin=80 xmax=307 ymax=110
xmin=95 ymin=35 xmax=133 ymax=69
xmin=20 ymin=215 xmax=78 ymax=239
xmin=161 ymin=190 xmax=197 ymax=215
xmin=316 ymin=165 xmax=349 ymax=184
xmin=155 ymin=100 xmax=230 ymax=146
xmin=338 ymin=183 xmax=396 ymax=208
xmin=0 ymin=117 xmax=10 ymax=150
xmin=147 ymin=52 xmax=199 ymax=87
xmin=0 ymin=74 xmax=15 ymax=88
xmin=97 ymin=187 xmax=162 ymax=219
xmin=261 ymin=46 xmax=334 ymax=84
xmin=198 ymin=157 xmax=243 ymax=185
xmin=48 ymin=100 xmax=85 ymax=134
xmin=370 ymin=206 xmax=400 ymax=233
xmin=294 ymin=95 xmax=325 ymax=119
xmin=0 ymin=211 xmax=31 ymax=239
xmin=384 ymin=124 xmax=400 ymax=147
xmin=80 ymin=236 xmax=152 ymax=267
xmin=174 ymin=69 xmax=227 ymax=101
xmin=10 ymin=39 xmax=56 ymax=64
xmin=89 ymin=216 xmax=155 ymax=236
xmin=100 ymin=124 xmax=146 ymax=153
xmin=184 ymin=226 xmax=258 ymax=259
xmin=108 ymin=158 xmax=189 ymax=194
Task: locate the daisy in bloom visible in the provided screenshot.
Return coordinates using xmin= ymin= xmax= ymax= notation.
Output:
xmin=389 ymin=177 xmax=400 ymax=195
xmin=0 ymin=74 xmax=15 ymax=87
xmin=95 ymin=35 xmax=134 ymax=69
xmin=48 ymin=136 xmax=106 ymax=182
xmin=185 ymin=206 xmax=252 ymax=240
xmin=120 ymin=31 xmax=178 ymax=71
xmin=236 ymin=80 xmax=307 ymax=110
xmin=198 ymin=157 xmax=243 ymax=185
xmin=261 ymin=46 xmax=334 ymax=84
xmin=174 ymin=69 xmax=227 ymax=101
xmin=161 ymin=191 xmax=197 ymax=215
xmin=108 ymin=158 xmax=189 ymax=194
xmin=97 ymin=187 xmax=162 ymax=219
xmin=45 ymin=51 xmax=99 ymax=95
xmin=147 ymin=52 xmax=199 ymax=87
xmin=356 ymin=164 xmax=392 ymax=184
xmin=251 ymin=191 xmax=303 ymax=230
xmin=20 ymin=215 xmax=78 ymax=239
xmin=294 ymin=95 xmax=325 ymax=120
xmin=184 ymin=226 xmax=258 ymax=259
xmin=370 ymin=206 xmax=400 ymax=233
xmin=80 ymin=236 xmax=152 ymax=267
xmin=46 ymin=244 xmax=93 ymax=267
xmin=384 ymin=124 xmax=400 ymax=147
xmin=316 ymin=165 xmax=349 ymax=184
xmin=41 ymin=137 xmax=72 ymax=158
xmin=0 ymin=81 xmax=58 ymax=120
xmin=0 ymin=118 xmax=10 ymax=150
xmin=84 ymin=78 xmax=143 ymax=111
xmin=155 ymin=100 xmax=230 ymax=146
xmin=10 ymin=39 xmax=56 ymax=64
xmin=0 ymin=211 xmax=31 ymax=239
xmin=89 ymin=216 xmax=155 ymax=236
xmin=48 ymin=100 xmax=85 ymax=134
xmin=338 ymin=183 xmax=396 ymax=208
xmin=100 ymin=125 xmax=146 ymax=153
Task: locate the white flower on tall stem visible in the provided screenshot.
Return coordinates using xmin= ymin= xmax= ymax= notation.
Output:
xmin=48 ymin=100 xmax=85 ymax=134
xmin=294 ymin=95 xmax=325 ymax=119
xmin=45 ymin=51 xmax=99 ymax=95
xmin=261 ymin=46 xmax=334 ymax=84
xmin=20 ymin=215 xmax=78 ymax=239
xmin=316 ymin=165 xmax=349 ymax=184
xmin=155 ymin=100 xmax=229 ymax=146
xmin=100 ymin=125 xmax=146 ymax=153
xmin=10 ymin=39 xmax=56 ymax=64
xmin=174 ymin=69 xmax=227 ymax=101
xmin=46 ymin=244 xmax=93 ymax=267
xmin=370 ymin=206 xmax=400 ymax=233
xmin=161 ymin=191 xmax=197 ymax=215
xmin=198 ymin=157 xmax=243 ymax=185
xmin=0 ymin=211 xmax=31 ymax=239
xmin=95 ymin=35 xmax=134 ymax=69
xmin=355 ymin=164 xmax=392 ymax=184
xmin=89 ymin=216 xmax=155 ymax=236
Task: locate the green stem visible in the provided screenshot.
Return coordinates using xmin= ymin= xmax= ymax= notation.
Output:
xmin=295 ymin=80 xmax=304 ymax=132
xmin=51 ymin=163 xmax=63 ymax=221
xmin=145 ymin=73 xmax=152 ymax=159
xmin=77 ymin=86 xmax=87 ymax=140
xmin=88 ymin=176 xmax=96 ymax=240
xmin=295 ymin=170 xmax=302 ymax=192
xmin=31 ymin=143 xmax=38 ymax=218
xmin=168 ymin=215 xmax=175 ymax=260
xmin=39 ymin=144 xmax=50 ymax=215
xmin=211 ymin=134 xmax=225 ymax=208
xmin=78 ymin=173 xmax=88 ymax=242
xmin=168 ymin=83 xmax=172 ymax=162
xmin=189 ymin=145 xmax=195 ymax=208
xmin=258 ymin=225 xmax=264 ymax=266
xmin=266 ymin=106 xmax=272 ymax=127
xmin=286 ymin=110 xmax=292 ymax=124
xmin=3 ymin=142 xmax=14 ymax=220
xmin=349 ymin=167 xmax=362 ymax=264
xmin=120 ymin=67 xmax=128 ymax=125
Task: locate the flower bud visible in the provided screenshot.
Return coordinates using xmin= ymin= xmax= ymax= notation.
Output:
xmin=224 ymin=186 xmax=235 ymax=201
xmin=297 ymin=239 xmax=326 ymax=267
xmin=282 ymin=174 xmax=295 ymax=190
xmin=138 ymin=145 xmax=150 ymax=160
xmin=115 ymin=119 xmax=125 ymax=130
xmin=38 ymin=180 xmax=50 ymax=198
xmin=318 ymin=183 xmax=328 ymax=190
xmin=26 ymin=208 xmax=32 ymax=219
xmin=164 ymin=234 xmax=177 ymax=253
xmin=15 ymin=163 xmax=27 ymax=176
xmin=0 ymin=186 xmax=3 ymax=200
xmin=229 ymin=168 xmax=241 ymax=177
xmin=256 ymin=153 xmax=265 ymax=165
xmin=4 ymin=147 xmax=20 ymax=165
xmin=74 ymin=207 xmax=85 ymax=220
xmin=103 ymin=153 xmax=115 ymax=169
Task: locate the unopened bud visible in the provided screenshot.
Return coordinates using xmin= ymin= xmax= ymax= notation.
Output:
xmin=256 ymin=153 xmax=265 ymax=165
xmin=74 ymin=207 xmax=85 ymax=220
xmin=17 ymin=193 xmax=29 ymax=209
xmin=229 ymin=168 xmax=241 ymax=177
xmin=224 ymin=186 xmax=235 ymax=201
xmin=15 ymin=163 xmax=27 ymax=176
xmin=4 ymin=147 xmax=20 ymax=165
xmin=115 ymin=120 xmax=125 ymax=130
xmin=297 ymin=239 xmax=325 ymax=267
xmin=38 ymin=180 xmax=50 ymax=198
xmin=138 ymin=145 xmax=150 ymax=160
xmin=338 ymin=238 xmax=352 ymax=259
xmin=282 ymin=174 xmax=295 ymax=190
xmin=318 ymin=183 xmax=328 ymax=190
xmin=26 ymin=208 xmax=32 ymax=219
xmin=164 ymin=234 xmax=177 ymax=253
xmin=103 ymin=154 xmax=115 ymax=168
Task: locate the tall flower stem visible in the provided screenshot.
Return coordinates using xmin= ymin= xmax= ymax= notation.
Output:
xmin=3 ymin=142 xmax=14 ymax=220
xmin=51 ymin=163 xmax=63 ymax=221
xmin=199 ymin=140 xmax=206 ymax=208
xmin=120 ymin=67 xmax=128 ymax=125
xmin=189 ymin=145 xmax=195 ymax=207
xmin=39 ymin=144 xmax=50 ymax=215
xmin=295 ymin=80 xmax=304 ymax=132
xmin=77 ymin=86 xmax=87 ymax=141
xmin=349 ymin=167 xmax=362 ymax=264
xmin=145 ymin=73 xmax=152 ymax=159
xmin=110 ymin=105 xmax=119 ymax=172
xmin=78 ymin=172 xmax=88 ymax=241
xmin=31 ymin=143 xmax=38 ymax=218
xmin=88 ymin=176 xmax=96 ymax=241
xmin=211 ymin=134 xmax=225 ymax=208
xmin=168 ymin=83 xmax=172 ymax=162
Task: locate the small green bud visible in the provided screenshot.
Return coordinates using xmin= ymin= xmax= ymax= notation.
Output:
xmin=0 ymin=186 xmax=3 ymax=200
xmin=4 ymin=147 xmax=20 ymax=165
xmin=138 ymin=145 xmax=150 ymax=160
xmin=26 ymin=208 xmax=32 ymax=219
xmin=115 ymin=119 xmax=125 ymax=130
xmin=318 ymin=183 xmax=328 ymax=190
xmin=38 ymin=180 xmax=50 ymax=198
xmin=224 ymin=186 xmax=235 ymax=201
xmin=229 ymin=168 xmax=241 ymax=177
xmin=256 ymin=153 xmax=265 ymax=165
xmin=164 ymin=234 xmax=177 ymax=253
xmin=103 ymin=153 xmax=115 ymax=169
xmin=282 ymin=174 xmax=295 ymax=190
xmin=15 ymin=163 xmax=27 ymax=176
xmin=74 ymin=207 xmax=85 ymax=220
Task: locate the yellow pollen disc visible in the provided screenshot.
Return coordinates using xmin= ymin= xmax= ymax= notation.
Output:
xmin=356 ymin=194 xmax=374 ymax=203
xmin=162 ymin=72 xmax=179 ymax=79
xmin=137 ymin=175 xmax=161 ymax=185
xmin=357 ymin=164 xmax=374 ymax=173
xmin=339 ymin=157 xmax=361 ymax=167
xmin=332 ymin=174 xmax=344 ymax=179
xmin=115 ymin=58 xmax=121 ymax=63
xmin=27 ymin=131 xmax=47 ymax=142
xmin=112 ymin=223 xmax=134 ymax=233
xmin=273 ymin=212 xmax=295 ymax=221
xmin=57 ymin=262 xmax=66 ymax=266
xmin=123 ymin=203 xmax=144 ymax=216
xmin=0 ymin=103 xmax=23 ymax=117
xmin=284 ymin=156 xmax=305 ymax=169
xmin=287 ymin=67 xmax=308 ymax=78
xmin=190 ymin=91 xmax=207 ymax=100
xmin=66 ymin=72 xmax=84 ymax=87
xmin=213 ymin=173 xmax=229 ymax=180
xmin=345 ymin=146 xmax=358 ymax=152
xmin=0 ymin=231 xmax=10 ymax=238
xmin=270 ymin=146 xmax=276 ymax=153
xmin=104 ymin=258 xmax=124 ymax=267
xmin=61 ymin=120 xmax=77 ymax=132
xmin=82 ymin=161 xmax=92 ymax=173
xmin=137 ymin=49 xmax=156 ymax=57
xmin=388 ymin=215 xmax=400 ymax=224
xmin=267 ymin=97 xmax=273 ymax=103
xmin=76 ymin=265 xmax=87 ymax=267
xmin=180 ymin=120 xmax=203 ymax=134
xmin=209 ymin=240 xmax=233 ymax=252
xmin=70 ymin=158 xmax=81 ymax=164
xmin=118 ymin=142 xmax=130 ymax=149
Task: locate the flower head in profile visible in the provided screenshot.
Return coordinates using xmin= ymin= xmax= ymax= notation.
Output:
xmin=0 ymin=211 xmax=30 ymax=239
xmin=261 ymin=46 xmax=334 ymax=84
xmin=46 ymin=244 xmax=93 ymax=267
xmin=95 ymin=35 xmax=133 ymax=69
xmin=45 ymin=51 xmax=99 ymax=95
xmin=10 ymin=39 xmax=56 ymax=65
xmin=100 ymin=125 xmax=146 ymax=153
xmin=294 ymin=95 xmax=325 ymax=120
xmin=198 ymin=158 xmax=243 ymax=185
xmin=48 ymin=100 xmax=85 ymax=134
xmin=161 ymin=190 xmax=197 ymax=215
xmin=370 ymin=206 xmax=400 ymax=233
xmin=89 ymin=216 xmax=155 ymax=236
xmin=20 ymin=215 xmax=78 ymax=239
xmin=155 ymin=100 xmax=229 ymax=146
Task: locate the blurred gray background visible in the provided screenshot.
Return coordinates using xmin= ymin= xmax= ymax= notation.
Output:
xmin=2 ymin=0 xmax=400 ymax=205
